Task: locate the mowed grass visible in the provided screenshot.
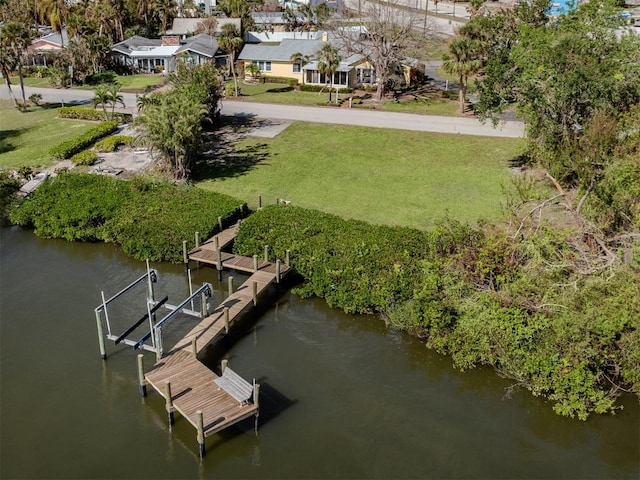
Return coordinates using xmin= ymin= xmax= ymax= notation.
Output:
xmin=198 ymin=122 xmax=524 ymax=228
xmin=0 ymin=100 xmax=95 ymax=169
xmin=10 ymin=74 xmax=165 ymax=92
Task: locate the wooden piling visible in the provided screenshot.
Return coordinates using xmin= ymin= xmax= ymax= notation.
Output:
xmin=216 ymin=249 xmax=223 ymax=280
xmin=196 ymin=410 xmax=205 ymax=458
xmin=165 ymin=382 xmax=174 ymax=426
xmin=252 ymin=281 xmax=257 ymax=306
xmin=264 ymin=245 xmax=269 ymax=262
xmin=218 ymin=216 xmax=223 ymax=231
xmin=95 ymin=310 xmax=107 ymax=360
xmin=253 ymin=254 xmax=258 ymax=272
xmin=285 ymin=249 xmax=290 ymax=267
xmin=191 ymin=338 xmax=197 ymax=359
xmin=227 ymin=276 xmax=233 ymax=297
xmin=224 ymin=307 xmax=229 ymax=333
xmin=276 ymin=259 xmax=281 ymax=283
xmin=182 ymin=240 xmax=188 ymax=271
xmin=137 ymin=354 xmax=146 ymax=397
xmin=254 ymin=382 xmax=260 ymax=432
xmin=195 ymin=231 xmax=200 ymax=248
xmin=221 ymin=359 xmax=228 ymax=373
xmin=214 ymin=236 xmax=219 ymax=250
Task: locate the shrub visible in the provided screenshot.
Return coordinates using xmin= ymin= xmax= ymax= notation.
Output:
xmin=49 ymin=121 xmax=119 ymax=160
xmin=0 ymin=170 xmax=21 ymax=226
xmin=86 ymin=70 xmax=118 ymax=85
xmin=94 ymin=135 xmax=134 ymax=153
xmin=57 ymin=107 xmax=133 ymax=124
xmin=299 ymin=84 xmax=353 ymax=94
xmin=234 ymin=205 xmax=430 ymax=314
xmin=71 ymin=150 xmax=99 ymax=166
xmin=9 ymin=173 xmax=245 ymax=262
xmin=29 ymin=93 xmax=42 ymax=106
xmin=260 ymin=76 xmax=298 ymax=87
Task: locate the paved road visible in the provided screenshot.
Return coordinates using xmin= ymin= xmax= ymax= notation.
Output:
xmin=1 ymin=85 xmax=524 ymax=138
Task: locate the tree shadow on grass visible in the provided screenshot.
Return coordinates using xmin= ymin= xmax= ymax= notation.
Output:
xmin=0 ymin=128 xmax=27 ymax=154
xmin=192 ymin=116 xmax=270 ymax=181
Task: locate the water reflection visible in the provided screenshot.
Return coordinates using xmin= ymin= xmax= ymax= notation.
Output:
xmin=1 ymin=227 xmax=639 ymax=479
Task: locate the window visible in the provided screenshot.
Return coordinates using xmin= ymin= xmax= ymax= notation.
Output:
xmin=292 ymin=63 xmax=301 ymax=73
xmin=356 ymin=67 xmax=375 ymax=85
xmin=253 ymin=60 xmax=271 ymax=72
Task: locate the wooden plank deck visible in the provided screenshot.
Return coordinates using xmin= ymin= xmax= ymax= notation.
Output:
xmin=141 ymin=225 xmax=292 ymax=447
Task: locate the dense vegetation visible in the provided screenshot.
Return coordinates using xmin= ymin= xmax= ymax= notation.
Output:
xmin=234 ymin=205 xmax=639 ymax=420
xmin=9 ymin=173 xmax=244 ymax=262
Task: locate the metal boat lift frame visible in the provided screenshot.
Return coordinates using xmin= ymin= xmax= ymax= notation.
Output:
xmin=94 ymin=260 xmax=212 ymax=360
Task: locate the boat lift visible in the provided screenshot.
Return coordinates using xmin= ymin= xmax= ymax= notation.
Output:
xmin=94 ymin=260 xmax=212 ymax=360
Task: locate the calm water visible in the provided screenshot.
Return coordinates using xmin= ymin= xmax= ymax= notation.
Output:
xmin=1 ymin=226 xmax=639 ymax=479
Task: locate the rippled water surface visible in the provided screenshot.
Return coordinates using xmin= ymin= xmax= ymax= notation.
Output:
xmin=1 ymin=227 xmax=638 ymax=479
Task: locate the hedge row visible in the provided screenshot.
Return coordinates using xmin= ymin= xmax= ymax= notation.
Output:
xmin=57 ymin=106 xmax=133 ymax=124
xmin=260 ymin=76 xmax=298 ymax=87
xmin=94 ymin=135 xmax=134 ymax=152
xmin=9 ymin=173 xmax=245 ymax=262
xmin=49 ymin=121 xmax=118 ymax=160
xmin=299 ymin=84 xmax=353 ymax=94
xmin=233 ymin=205 xmax=431 ymax=314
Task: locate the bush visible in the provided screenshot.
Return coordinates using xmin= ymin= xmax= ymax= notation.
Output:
xmin=0 ymin=170 xmax=21 ymax=226
xmin=234 ymin=205 xmax=430 ymax=314
xmin=260 ymin=76 xmax=298 ymax=87
xmin=71 ymin=150 xmax=99 ymax=166
xmin=57 ymin=107 xmax=133 ymax=124
xmin=49 ymin=121 xmax=119 ymax=160
xmin=86 ymin=71 xmax=118 ymax=85
xmin=299 ymin=84 xmax=353 ymax=94
xmin=29 ymin=93 xmax=42 ymax=106
xmin=94 ymin=135 xmax=134 ymax=153
xmin=9 ymin=173 xmax=245 ymax=262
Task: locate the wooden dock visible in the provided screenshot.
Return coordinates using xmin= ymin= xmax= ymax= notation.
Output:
xmin=138 ymin=223 xmax=290 ymax=456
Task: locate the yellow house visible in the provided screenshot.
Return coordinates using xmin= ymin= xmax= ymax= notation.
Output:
xmin=238 ymin=37 xmax=377 ymax=89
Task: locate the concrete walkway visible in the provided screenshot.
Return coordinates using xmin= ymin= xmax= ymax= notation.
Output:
xmin=1 ymin=85 xmax=524 ymax=138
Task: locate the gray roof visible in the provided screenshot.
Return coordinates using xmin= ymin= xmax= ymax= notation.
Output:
xmin=166 ymin=17 xmax=242 ymax=35
xmin=112 ymin=36 xmax=161 ymax=55
xmin=32 ymin=28 xmax=69 ymax=48
xmin=238 ymin=38 xmax=324 ymax=61
xmin=113 ymin=34 xmax=220 ymax=58
xmin=303 ymin=60 xmax=353 ymax=72
xmin=176 ymin=33 xmax=220 ymax=57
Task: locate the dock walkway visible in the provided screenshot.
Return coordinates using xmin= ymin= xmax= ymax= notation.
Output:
xmin=140 ymin=223 xmax=290 ymax=455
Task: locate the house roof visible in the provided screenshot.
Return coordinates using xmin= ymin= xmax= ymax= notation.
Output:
xmin=176 ymin=33 xmax=220 ymax=57
xmin=238 ymin=38 xmax=324 ymax=61
xmin=303 ymin=60 xmax=352 ymax=72
xmin=112 ymin=34 xmax=219 ymax=58
xmin=32 ymin=29 xmax=69 ymax=49
xmin=166 ymin=17 xmax=241 ymax=35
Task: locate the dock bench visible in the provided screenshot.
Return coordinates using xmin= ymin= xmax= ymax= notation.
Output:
xmin=214 ymin=367 xmax=253 ymax=406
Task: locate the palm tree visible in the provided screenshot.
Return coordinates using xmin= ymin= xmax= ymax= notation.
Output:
xmin=442 ymin=37 xmax=482 ymax=114
xmin=136 ymin=94 xmax=207 ymax=179
xmin=290 ymin=51 xmax=310 ymax=83
xmin=92 ymin=84 xmax=110 ymax=120
xmin=36 ymin=0 xmax=69 ymax=46
xmin=0 ymin=22 xmax=33 ymax=111
xmin=246 ymin=62 xmax=260 ymax=81
xmin=107 ymin=83 xmax=125 ymax=119
xmin=317 ymin=43 xmax=341 ymax=104
xmin=218 ymin=23 xmax=243 ymax=97
xmin=136 ymin=93 xmax=160 ymax=113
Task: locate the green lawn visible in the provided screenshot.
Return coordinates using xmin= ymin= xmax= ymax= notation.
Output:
xmin=9 ymin=74 xmax=165 ymax=92
xmin=0 ymin=100 xmax=95 ymax=169
xmin=234 ymin=81 xmax=461 ymax=116
xmin=197 ymin=122 xmax=524 ymax=228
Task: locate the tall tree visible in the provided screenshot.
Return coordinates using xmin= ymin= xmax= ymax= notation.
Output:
xmin=330 ymin=0 xmax=419 ymax=101
xmin=36 ymin=0 xmax=69 ymax=46
xmin=0 ymin=22 xmax=33 ymax=111
xmin=217 ymin=23 xmax=243 ymax=97
xmin=317 ymin=43 xmax=341 ymax=104
xmin=442 ymin=37 xmax=482 ymax=114
xmin=216 ymin=0 xmax=253 ymax=33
